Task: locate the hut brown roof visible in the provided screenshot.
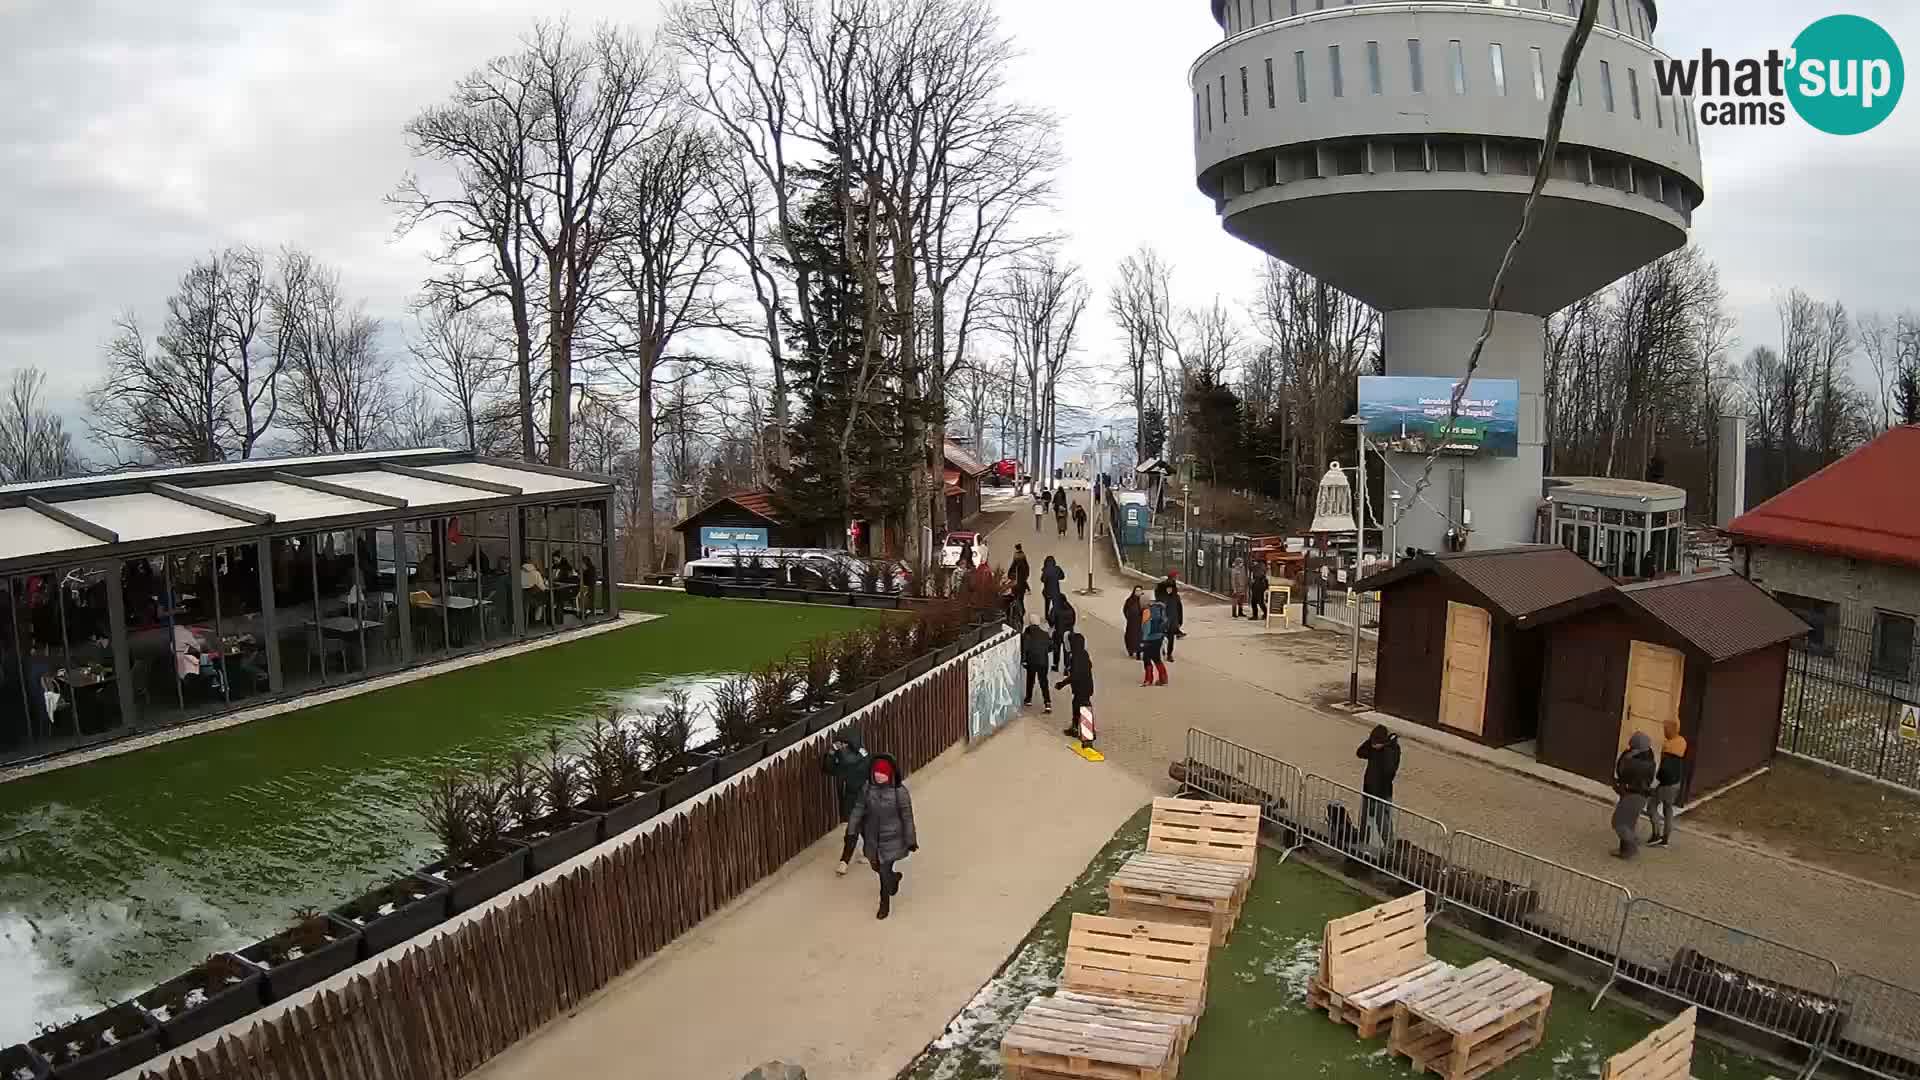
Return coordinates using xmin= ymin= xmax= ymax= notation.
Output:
xmin=1615 ymin=571 xmax=1809 ymax=662
xmin=1354 ymin=545 xmax=1615 ymax=623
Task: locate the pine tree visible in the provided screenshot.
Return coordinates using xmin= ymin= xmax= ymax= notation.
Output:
xmin=770 ymin=158 xmax=913 ymax=545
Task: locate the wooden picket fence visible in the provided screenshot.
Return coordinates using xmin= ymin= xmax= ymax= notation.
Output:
xmin=140 ymin=661 xmax=971 ymax=1080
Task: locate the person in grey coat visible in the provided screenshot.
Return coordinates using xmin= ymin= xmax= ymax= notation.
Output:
xmin=1611 ymin=732 xmax=1658 ymax=859
xmin=846 ymin=753 xmax=918 ymax=919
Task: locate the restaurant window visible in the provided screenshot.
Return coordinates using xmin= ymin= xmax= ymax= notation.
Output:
xmin=1489 ymin=43 xmax=1506 ymax=96
xmin=1408 ymin=40 xmax=1425 ymax=94
xmin=1628 ymin=67 xmax=1642 ymax=119
xmin=1600 ymin=507 xmax=1623 ymax=525
xmin=1295 ymin=50 xmax=1308 ymax=102
xmin=1572 ymin=65 xmax=1584 ymax=106
xmin=1449 ymin=40 xmax=1467 ymax=94
xmin=207 ymin=543 xmax=269 ymax=701
xmin=3 ymin=568 xmax=113 ymax=754
xmin=1775 ymin=592 xmax=1838 ymax=656
xmin=1266 ymin=58 xmax=1276 ymax=108
xmin=1241 ymin=65 xmax=1250 ymax=115
xmin=1609 ymin=0 xmax=1620 ymax=29
xmin=1205 ymin=83 xmax=1213 ymax=132
xmin=406 ymin=518 xmax=453 ymax=660
xmin=1871 ymin=611 xmax=1916 ymax=683
xmin=1600 ymin=61 xmax=1616 ymax=111
xmin=1529 ymin=46 xmax=1546 ymax=100
xmin=1328 ymin=45 xmax=1343 ymax=98
xmin=1366 ymin=41 xmax=1382 ymax=95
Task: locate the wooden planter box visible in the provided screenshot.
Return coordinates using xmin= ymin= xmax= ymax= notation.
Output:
xmin=237 ymin=914 xmax=363 ymax=1003
xmin=135 ymin=962 xmax=265 ymax=1049
xmin=420 ymin=843 xmax=532 ymax=914
xmin=331 ymin=875 xmax=451 ymax=958
xmin=1 ymin=1043 xmax=49 ymax=1080
xmin=807 ymin=591 xmax=852 ymax=606
xmin=852 ymin=594 xmax=899 ymax=609
xmin=934 ymin=642 xmax=963 ymax=665
xmin=904 ymin=653 xmax=936 ymax=679
xmin=508 ymin=810 xmax=605 ymax=874
xmin=839 ymin=685 xmax=877 ymax=712
xmin=873 ymin=669 xmax=908 ymax=696
xmin=597 ymin=785 xmax=665 ymax=839
xmin=764 ymin=588 xmax=809 ymax=603
xmin=713 ymin=741 xmax=767 ymax=783
xmin=25 ymin=1003 xmax=160 ymax=1080
xmin=801 ymin=702 xmax=844 ymax=734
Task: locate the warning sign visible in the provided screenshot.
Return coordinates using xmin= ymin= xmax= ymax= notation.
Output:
xmin=1900 ymin=703 xmax=1919 ymax=743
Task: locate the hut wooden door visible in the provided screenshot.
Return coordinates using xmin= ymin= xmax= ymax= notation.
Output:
xmin=1439 ymin=601 xmax=1492 ymax=735
xmin=1619 ymin=640 xmax=1684 ymax=754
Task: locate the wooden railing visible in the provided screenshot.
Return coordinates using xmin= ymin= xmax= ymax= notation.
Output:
xmin=137 ymin=660 xmax=973 ymax=1080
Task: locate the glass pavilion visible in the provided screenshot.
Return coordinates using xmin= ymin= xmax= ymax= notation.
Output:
xmin=0 ymin=450 xmax=617 ymax=765
xmin=1543 ymin=475 xmax=1689 ymax=580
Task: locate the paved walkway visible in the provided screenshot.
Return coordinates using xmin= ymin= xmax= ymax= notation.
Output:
xmin=468 ymin=716 xmax=1152 ymax=1080
xmin=1013 ymin=483 xmax=1919 ymax=991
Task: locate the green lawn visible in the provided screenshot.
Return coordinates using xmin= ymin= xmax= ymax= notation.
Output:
xmin=901 ymin=807 xmax=1773 ymax=1080
xmin=0 ymin=590 xmax=880 ymax=1042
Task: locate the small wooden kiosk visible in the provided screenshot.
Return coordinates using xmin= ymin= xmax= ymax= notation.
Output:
xmin=1530 ymin=571 xmax=1807 ymax=797
xmin=1356 ymin=546 xmax=1613 ymax=747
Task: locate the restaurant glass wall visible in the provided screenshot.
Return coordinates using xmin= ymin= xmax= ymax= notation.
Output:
xmin=520 ymin=505 xmax=554 ymax=634
xmin=405 ymin=517 xmax=452 ymax=664
xmin=581 ymin=500 xmax=608 ymax=617
xmin=271 ymin=534 xmax=330 ymax=696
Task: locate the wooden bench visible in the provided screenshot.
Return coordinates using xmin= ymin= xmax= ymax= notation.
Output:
xmin=1600 ymin=1007 xmax=1696 ymax=1080
xmin=1388 ymin=957 xmax=1553 ymax=1080
xmin=1306 ymin=890 xmax=1457 ymax=1038
xmin=1108 ymin=798 xmax=1261 ymax=941
xmin=1000 ymin=915 xmax=1214 ymax=1078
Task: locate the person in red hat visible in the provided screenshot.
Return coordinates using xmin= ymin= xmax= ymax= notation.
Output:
xmin=846 ymin=753 xmax=918 ymax=919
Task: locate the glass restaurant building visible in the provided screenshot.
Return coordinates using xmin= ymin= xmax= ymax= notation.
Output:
xmin=0 ymin=450 xmax=617 ymax=765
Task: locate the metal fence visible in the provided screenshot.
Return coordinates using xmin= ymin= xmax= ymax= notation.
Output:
xmin=1290 ymin=772 xmax=1453 ymax=897
xmin=1180 ymin=729 xmax=1302 ymax=831
xmin=1442 ymin=832 xmax=1632 ymax=964
xmin=1602 ymin=897 xmax=1845 ymax=1051
xmin=1780 ymin=613 xmax=1920 ymax=792
xmin=1307 ymin=579 xmax=1382 ymax=632
xmin=1117 ymin=522 xmax=1247 ymax=596
xmin=1819 ymin=974 xmax=1920 ymax=1080
xmin=1177 ymin=727 xmax=1920 ymax=1078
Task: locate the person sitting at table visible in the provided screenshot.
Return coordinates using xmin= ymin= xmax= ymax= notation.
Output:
xmin=520 ymin=554 xmax=549 ymax=625
xmin=171 ymin=623 xmax=225 ymax=699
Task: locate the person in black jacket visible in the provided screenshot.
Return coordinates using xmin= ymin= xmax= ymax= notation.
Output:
xmin=1049 ymin=595 xmax=1077 ymax=672
xmin=1040 ymin=555 xmax=1065 ymax=619
xmin=1019 ymin=613 xmax=1053 ymax=713
xmin=1611 ymin=732 xmax=1658 ymax=859
xmin=1154 ymin=571 xmax=1184 ymax=660
xmin=1007 ymin=544 xmax=1031 ymax=622
xmin=1356 ymin=724 xmax=1400 ymax=845
xmin=1055 ymin=631 xmax=1094 ymax=738
xmin=822 ymin=728 xmax=871 ymax=875
xmin=1121 ymin=587 xmax=1144 ymax=659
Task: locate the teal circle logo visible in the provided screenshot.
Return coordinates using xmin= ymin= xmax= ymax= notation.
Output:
xmin=1787 ymin=15 xmax=1904 ymax=135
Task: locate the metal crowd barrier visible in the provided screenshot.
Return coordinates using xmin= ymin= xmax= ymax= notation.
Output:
xmin=1599 ymin=897 xmax=1845 ymax=1056
xmin=1180 ymin=729 xmax=1303 ymax=843
xmin=1813 ymin=974 xmax=1920 ymax=1080
xmin=1291 ymin=772 xmax=1452 ymax=899
xmin=1443 ymin=831 xmax=1633 ymax=965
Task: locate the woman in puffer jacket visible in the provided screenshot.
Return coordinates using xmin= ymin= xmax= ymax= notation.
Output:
xmin=846 ymin=754 xmax=919 ymax=919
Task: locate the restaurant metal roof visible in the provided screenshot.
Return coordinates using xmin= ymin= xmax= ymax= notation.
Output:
xmin=1725 ymin=425 xmax=1920 ymax=570
xmin=0 ymin=450 xmax=616 ymax=573
xmin=1354 ymin=544 xmax=1616 ymax=624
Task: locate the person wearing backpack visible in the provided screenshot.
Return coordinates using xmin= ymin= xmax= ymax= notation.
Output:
xmin=1055 ymin=631 xmax=1095 ymax=736
xmin=1020 ymin=613 xmax=1053 ymax=713
xmin=822 ymin=728 xmax=871 ymax=876
xmin=1141 ymin=598 xmax=1169 ymax=686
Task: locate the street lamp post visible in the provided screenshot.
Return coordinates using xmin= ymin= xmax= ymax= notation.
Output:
xmin=1342 ymin=415 xmax=1367 ymax=706
xmin=1081 ymin=428 xmax=1103 ymax=595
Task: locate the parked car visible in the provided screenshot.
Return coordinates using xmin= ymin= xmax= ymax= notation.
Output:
xmin=941 ymin=531 xmax=987 ymax=569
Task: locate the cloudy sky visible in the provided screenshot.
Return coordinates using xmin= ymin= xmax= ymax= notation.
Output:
xmin=3 ymin=0 xmax=1916 ymax=427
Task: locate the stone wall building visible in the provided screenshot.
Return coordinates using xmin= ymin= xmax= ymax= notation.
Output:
xmin=1727 ymin=426 xmax=1920 ymax=688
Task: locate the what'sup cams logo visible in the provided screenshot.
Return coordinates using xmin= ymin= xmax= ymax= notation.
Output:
xmin=1654 ymin=14 xmax=1904 ymax=134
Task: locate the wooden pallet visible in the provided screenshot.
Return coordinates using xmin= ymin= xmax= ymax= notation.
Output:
xmin=1601 ymin=1007 xmax=1696 ymax=1080
xmin=1062 ymin=913 xmax=1213 ymax=1019
xmin=1307 ymin=957 xmax=1459 ymax=1038
xmin=1001 ymin=995 xmax=1183 ymax=1080
xmin=1388 ymin=958 xmax=1553 ymax=1080
xmin=1108 ymin=852 xmax=1247 ymax=945
xmin=1322 ymin=890 xmax=1432 ymax=996
xmin=1147 ymin=797 xmax=1261 ymax=903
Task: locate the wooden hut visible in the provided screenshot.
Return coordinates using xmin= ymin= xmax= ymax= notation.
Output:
xmin=1356 ymin=546 xmax=1614 ymax=747
xmin=1530 ymin=571 xmax=1808 ymax=797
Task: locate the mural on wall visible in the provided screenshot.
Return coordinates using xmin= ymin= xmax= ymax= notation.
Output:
xmin=966 ymin=632 xmax=1021 ymax=743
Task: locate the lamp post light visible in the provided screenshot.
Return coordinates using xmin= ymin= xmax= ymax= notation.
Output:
xmin=1389 ymin=490 xmax=1402 ymax=566
xmin=1081 ymin=427 xmax=1104 ymax=595
xmin=1342 ymin=415 xmax=1367 ymax=707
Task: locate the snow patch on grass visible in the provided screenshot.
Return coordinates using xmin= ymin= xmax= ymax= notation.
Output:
xmin=918 ymin=926 xmax=1063 ymax=1080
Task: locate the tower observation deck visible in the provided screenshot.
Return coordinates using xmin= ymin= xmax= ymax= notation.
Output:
xmin=1192 ymin=0 xmax=1703 ymax=552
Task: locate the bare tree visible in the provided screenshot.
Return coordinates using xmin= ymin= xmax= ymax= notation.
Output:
xmin=1109 ymin=247 xmax=1174 ymax=461
xmin=410 ymin=298 xmax=509 ymax=451
xmin=90 ymin=256 xmax=236 ymax=464
xmin=995 ymin=253 xmax=1086 ymax=481
xmin=0 ymin=367 xmax=81 ymax=482
xmin=281 ymin=268 xmax=392 ymax=454
xmin=1251 ymin=260 xmax=1379 ymax=513
xmin=398 ymin=21 xmax=671 ymax=466
xmin=587 ymin=115 xmax=734 ymax=576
